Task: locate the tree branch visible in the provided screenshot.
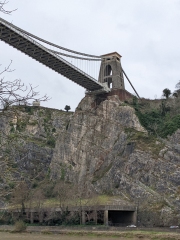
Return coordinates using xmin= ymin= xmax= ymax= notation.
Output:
xmin=0 ymin=1 xmax=17 ymax=14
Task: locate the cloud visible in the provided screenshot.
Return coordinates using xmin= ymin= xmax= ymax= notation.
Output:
xmin=0 ymin=0 xmax=180 ymax=109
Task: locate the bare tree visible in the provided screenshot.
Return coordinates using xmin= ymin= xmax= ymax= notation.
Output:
xmin=172 ymin=81 xmax=180 ymax=99
xmin=0 ymin=4 xmax=48 ymax=111
xmin=11 ymin=181 xmax=30 ymax=220
xmin=0 ymin=59 xmax=49 ymax=212
xmin=0 ymin=60 xmax=49 ymax=180
xmin=53 ymin=181 xmax=70 ymax=209
xmin=30 ymin=189 xmax=45 ymax=223
xmin=0 ymin=2 xmax=52 ymax=224
xmin=0 ymin=0 xmax=16 ymax=14
xmin=0 ymin=62 xmax=49 ymax=112
xmin=175 ymin=80 xmax=180 ymax=90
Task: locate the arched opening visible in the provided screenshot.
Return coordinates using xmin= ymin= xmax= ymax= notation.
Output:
xmin=104 ymin=77 xmax=112 ymax=88
xmin=104 ymin=65 xmax=112 ymax=76
xmin=103 ymin=64 xmax=113 ymax=89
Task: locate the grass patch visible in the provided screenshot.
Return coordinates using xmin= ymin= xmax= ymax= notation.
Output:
xmin=0 ymin=230 xmax=180 ymax=240
xmin=30 ymin=195 xmax=121 ymax=208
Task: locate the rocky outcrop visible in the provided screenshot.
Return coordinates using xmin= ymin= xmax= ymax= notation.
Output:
xmin=0 ymin=106 xmax=72 ymax=180
xmin=50 ymin=95 xmax=145 ymax=182
xmin=1 ymin=95 xmax=180 ymax=226
xmin=50 ymin=94 xmax=180 ymax=226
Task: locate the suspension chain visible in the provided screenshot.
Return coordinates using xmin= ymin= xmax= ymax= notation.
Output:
xmin=0 ymin=17 xmax=101 ymax=59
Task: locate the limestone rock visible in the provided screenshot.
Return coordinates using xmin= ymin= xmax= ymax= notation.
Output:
xmin=1 ymin=95 xmax=180 ymax=226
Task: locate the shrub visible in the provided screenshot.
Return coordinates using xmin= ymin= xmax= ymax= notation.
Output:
xmin=160 ymin=115 xmax=180 ymax=138
xmin=47 ymin=137 xmax=56 ymax=148
xmin=43 ymin=182 xmax=55 ymax=198
xmin=16 ymin=119 xmax=27 ymax=132
xmin=8 ymin=182 xmax=15 ymax=189
xmin=24 ymin=106 xmax=33 ymax=115
xmin=135 ymin=104 xmax=180 ymax=138
xmin=52 ymin=127 xmax=56 ymax=133
xmin=13 ymin=220 xmax=27 ymax=232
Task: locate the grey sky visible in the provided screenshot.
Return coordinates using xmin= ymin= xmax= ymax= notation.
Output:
xmin=0 ymin=0 xmax=180 ymax=110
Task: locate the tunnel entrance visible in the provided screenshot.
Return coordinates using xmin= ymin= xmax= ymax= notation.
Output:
xmin=108 ymin=210 xmax=135 ymax=226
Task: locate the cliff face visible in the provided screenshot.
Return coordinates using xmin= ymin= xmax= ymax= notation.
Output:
xmin=50 ymin=95 xmax=145 ymax=186
xmin=51 ymin=96 xmax=180 ymax=200
xmin=1 ymin=95 xmax=180 ymax=226
xmin=50 ymin=94 xmax=180 ymax=226
xmin=0 ymin=107 xmax=72 ymax=181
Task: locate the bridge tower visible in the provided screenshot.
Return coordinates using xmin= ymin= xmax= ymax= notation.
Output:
xmin=98 ymin=52 xmax=125 ymax=90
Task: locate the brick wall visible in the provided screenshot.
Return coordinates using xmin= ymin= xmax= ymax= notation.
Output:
xmin=107 ymin=89 xmax=134 ymax=101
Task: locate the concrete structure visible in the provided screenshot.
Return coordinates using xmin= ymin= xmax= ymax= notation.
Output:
xmin=81 ymin=205 xmax=137 ymax=226
xmin=98 ymin=52 xmax=125 ymax=90
xmin=8 ymin=205 xmax=137 ymax=226
xmin=33 ymin=100 xmax=40 ymax=106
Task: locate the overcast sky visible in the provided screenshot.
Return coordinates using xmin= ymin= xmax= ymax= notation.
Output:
xmin=0 ymin=0 xmax=180 ymax=110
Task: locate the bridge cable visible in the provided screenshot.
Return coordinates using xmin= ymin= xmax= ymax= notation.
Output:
xmin=0 ymin=17 xmax=101 ymax=58
xmin=122 ymin=68 xmax=140 ymax=98
xmin=49 ymin=49 xmax=101 ymax=61
xmin=0 ymin=17 xmax=140 ymax=92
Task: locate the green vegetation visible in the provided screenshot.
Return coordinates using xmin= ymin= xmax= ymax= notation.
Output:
xmin=16 ymin=118 xmax=28 ymax=132
xmin=24 ymin=106 xmax=34 ymax=115
xmin=64 ymin=105 xmax=71 ymax=112
xmin=128 ymin=83 xmax=180 ymax=138
xmin=129 ymin=96 xmax=180 ymax=138
xmin=52 ymin=127 xmax=56 ymax=133
xmin=46 ymin=136 xmax=56 ymax=148
xmin=61 ymin=167 xmax=66 ymax=180
xmin=162 ymin=88 xmax=171 ymax=99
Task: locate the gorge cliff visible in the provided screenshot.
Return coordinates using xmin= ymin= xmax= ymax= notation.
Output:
xmin=1 ymin=94 xmax=180 ymax=226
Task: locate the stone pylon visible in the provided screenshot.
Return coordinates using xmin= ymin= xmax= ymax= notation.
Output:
xmin=98 ymin=52 xmax=125 ymax=90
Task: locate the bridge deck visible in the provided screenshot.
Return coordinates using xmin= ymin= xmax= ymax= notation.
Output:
xmin=0 ymin=17 xmax=104 ymax=92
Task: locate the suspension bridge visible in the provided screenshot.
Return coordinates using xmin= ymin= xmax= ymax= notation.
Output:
xmin=0 ymin=17 xmax=139 ymax=97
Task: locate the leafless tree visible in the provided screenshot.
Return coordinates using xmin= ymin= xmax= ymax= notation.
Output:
xmin=53 ymin=181 xmax=71 ymax=210
xmin=0 ymin=2 xmax=52 ymax=222
xmin=0 ymin=56 xmax=49 ymax=214
xmin=0 ymin=61 xmax=49 ymax=112
xmin=0 ymin=0 xmax=16 ymax=14
xmin=0 ymin=61 xmax=49 ymax=190
xmin=70 ymin=184 xmax=99 ymax=224
xmin=11 ymin=180 xmax=29 ymax=221
xmin=30 ymin=189 xmax=45 ymax=223
xmin=0 ymin=3 xmax=57 ymax=226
